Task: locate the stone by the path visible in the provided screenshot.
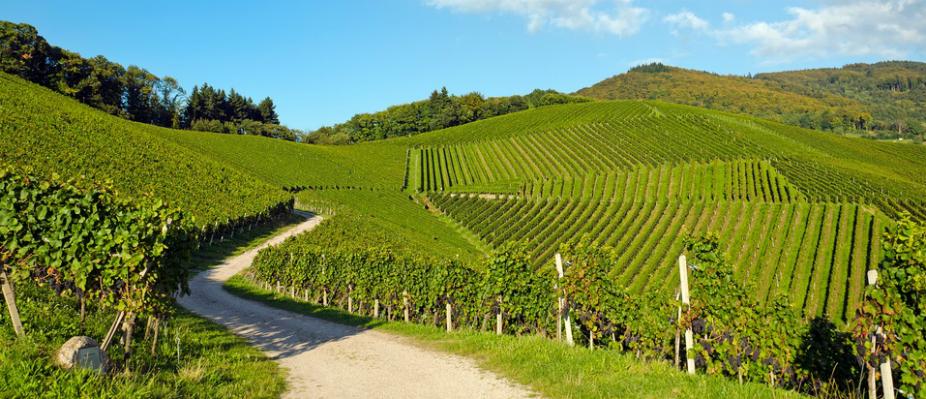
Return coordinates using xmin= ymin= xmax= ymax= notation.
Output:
xmin=57 ymin=336 xmax=108 ymax=372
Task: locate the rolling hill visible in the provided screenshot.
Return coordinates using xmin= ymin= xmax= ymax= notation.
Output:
xmin=5 ymin=67 xmax=926 ymax=323
xmin=577 ymin=62 xmax=926 ymax=138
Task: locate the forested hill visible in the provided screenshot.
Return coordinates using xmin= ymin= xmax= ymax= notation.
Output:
xmin=306 ymin=87 xmax=589 ymax=144
xmin=577 ymin=62 xmax=926 ymax=140
xmin=0 ymin=21 xmax=300 ymax=140
xmin=756 ymin=61 xmax=926 ymax=137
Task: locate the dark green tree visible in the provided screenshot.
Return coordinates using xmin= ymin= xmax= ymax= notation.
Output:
xmin=258 ymin=97 xmax=279 ymax=124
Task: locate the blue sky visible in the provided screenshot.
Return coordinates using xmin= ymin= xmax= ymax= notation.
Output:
xmin=3 ymin=1 xmax=924 ymax=130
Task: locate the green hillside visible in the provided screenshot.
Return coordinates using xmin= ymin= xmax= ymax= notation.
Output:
xmin=6 ymin=61 xmax=926 ymax=397
xmin=406 ymin=100 xmax=926 ymax=322
xmin=0 ymin=72 xmax=291 ymax=229
xmin=756 ymin=61 xmax=926 ymax=137
xmin=577 ymin=62 xmax=926 ymax=139
xmin=7 ymin=68 xmax=925 ymax=323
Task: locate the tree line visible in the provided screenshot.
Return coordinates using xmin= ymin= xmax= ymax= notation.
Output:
xmin=307 ymin=87 xmax=590 ymax=144
xmin=0 ymin=21 xmax=299 ymax=141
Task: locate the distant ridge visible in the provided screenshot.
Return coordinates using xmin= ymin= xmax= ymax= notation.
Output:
xmin=577 ymin=61 xmax=926 ymax=140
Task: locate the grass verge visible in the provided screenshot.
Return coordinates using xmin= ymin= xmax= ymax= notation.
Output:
xmin=0 ymin=215 xmax=304 ymax=398
xmin=0 ymin=282 xmax=285 ymax=398
xmin=225 ymin=275 xmax=802 ymax=399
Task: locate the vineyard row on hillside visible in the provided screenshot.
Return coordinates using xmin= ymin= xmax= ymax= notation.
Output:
xmin=517 ymin=159 xmax=803 ymax=203
xmin=430 ymin=193 xmax=885 ymax=322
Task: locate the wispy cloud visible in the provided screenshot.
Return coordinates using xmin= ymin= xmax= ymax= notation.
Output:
xmin=426 ymin=0 xmax=649 ymax=37
xmin=663 ymin=11 xmax=709 ymax=35
xmin=663 ymin=0 xmax=926 ymax=63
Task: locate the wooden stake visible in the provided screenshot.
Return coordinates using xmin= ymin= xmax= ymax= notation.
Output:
xmin=556 ymin=253 xmax=574 ymax=346
xmin=101 ymin=311 xmax=126 ymax=352
xmin=403 ymin=291 xmax=410 ymax=322
xmin=348 ymin=286 xmax=353 ymax=313
xmin=0 ymin=269 xmax=24 ymax=337
xmin=445 ymin=302 xmax=452 ymax=332
xmin=374 ymin=299 xmax=380 ymax=318
xmin=323 ymin=288 xmax=328 ymax=306
xmin=150 ymin=317 xmax=160 ymax=356
xmin=496 ymin=295 xmax=503 ymax=335
xmin=123 ymin=312 xmax=136 ymax=364
xmin=679 ymin=255 xmax=695 ymax=375
xmin=674 ymin=291 xmax=682 ymax=369
xmin=881 ymin=357 xmax=895 ymax=399
xmin=867 ymin=270 xmax=878 ymax=399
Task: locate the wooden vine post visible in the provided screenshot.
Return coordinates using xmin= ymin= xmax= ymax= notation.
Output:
xmin=555 ymin=253 xmax=574 ymax=346
xmin=445 ymin=302 xmax=452 ymax=332
xmin=101 ymin=311 xmax=126 ymax=352
xmin=496 ymin=295 xmax=503 ymax=335
xmin=866 ymin=270 xmax=895 ymax=399
xmin=374 ymin=299 xmax=380 ymax=318
xmin=0 ymin=269 xmax=24 ymax=337
xmin=674 ymin=290 xmax=681 ymax=368
xmin=679 ymin=255 xmax=695 ymax=375
xmin=403 ymin=290 xmax=410 ymax=322
xmin=348 ymin=285 xmax=353 ymax=313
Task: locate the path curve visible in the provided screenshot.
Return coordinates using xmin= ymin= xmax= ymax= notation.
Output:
xmin=179 ymin=213 xmax=533 ymax=399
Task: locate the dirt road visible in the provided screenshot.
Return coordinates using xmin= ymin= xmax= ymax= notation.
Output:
xmin=179 ymin=214 xmax=533 ymax=399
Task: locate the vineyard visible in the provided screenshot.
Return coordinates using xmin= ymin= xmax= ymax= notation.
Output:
xmin=431 ymin=194 xmax=883 ymax=321
xmin=0 ymin=73 xmax=293 ymax=237
xmin=5 ymin=63 xmax=926 ymax=398
xmin=515 ymin=160 xmax=804 ymax=202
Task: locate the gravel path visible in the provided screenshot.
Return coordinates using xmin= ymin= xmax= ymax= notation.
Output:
xmin=179 ymin=213 xmax=534 ymax=399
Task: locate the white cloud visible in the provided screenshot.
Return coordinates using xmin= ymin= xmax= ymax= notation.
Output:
xmin=663 ymin=10 xmax=710 ymax=34
xmin=721 ymin=12 xmax=735 ymax=23
xmin=426 ymin=0 xmax=649 ymax=37
xmin=719 ymin=0 xmax=926 ymax=62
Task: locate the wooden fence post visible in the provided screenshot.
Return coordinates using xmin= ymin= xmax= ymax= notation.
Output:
xmin=679 ymin=255 xmax=695 ymax=375
xmin=1 ymin=269 xmax=24 ymax=337
xmin=556 ymin=253 xmax=574 ymax=346
xmin=374 ymin=299 xmax=380 ymax=318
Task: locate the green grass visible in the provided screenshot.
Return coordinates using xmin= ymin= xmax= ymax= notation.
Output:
xmin=0 ymin=282 xmax=285 ymax=399
xmin=0 ymin=208 xmax=304 ymax=398
xmin=224 ymin=275 xmax=801 ymax=399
